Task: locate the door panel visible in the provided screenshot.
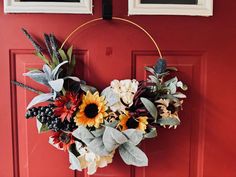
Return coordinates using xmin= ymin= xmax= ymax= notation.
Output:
xmin=1 ymin=0 xmax=236 ymax=177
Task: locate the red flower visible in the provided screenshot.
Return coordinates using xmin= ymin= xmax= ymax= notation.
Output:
xmin=54 ymin=92 xmax=79 ymax=121
xmin=51 ymin=131 xmax=74 ymax=151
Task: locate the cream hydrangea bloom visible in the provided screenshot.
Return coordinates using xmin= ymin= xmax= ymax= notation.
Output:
xmin=102 ymin=79 xmax=139 ymax=112
xmin=75 ymin=142 xmax=114 ymax=175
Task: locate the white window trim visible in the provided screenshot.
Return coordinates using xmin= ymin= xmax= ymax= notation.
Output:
xmin=4 ymin=0 xmax=93 ymax=14
xmin=128 ymin=0 xmax=213 ymax=16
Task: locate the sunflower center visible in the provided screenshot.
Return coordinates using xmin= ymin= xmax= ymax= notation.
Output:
xmin=84 ymin=103 xmax=99 ymax=118
xmin=167 ymin=104 xmax=176 ymax=114
xmin=59 ymin=133 xmax=71 ymax=144
xmin=126 ymin=117 xmax=139 ymax=129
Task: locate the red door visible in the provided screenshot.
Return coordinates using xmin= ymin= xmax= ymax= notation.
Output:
xmin=1 ymin=1 xmax=236 ymax=177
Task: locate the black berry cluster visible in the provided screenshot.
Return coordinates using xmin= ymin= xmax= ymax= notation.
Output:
xmin=25 ymin=104 xmax=77 ymax=132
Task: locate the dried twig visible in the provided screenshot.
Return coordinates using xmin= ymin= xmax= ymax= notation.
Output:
xmin=11 ymin=81 xmax=44 ymax=95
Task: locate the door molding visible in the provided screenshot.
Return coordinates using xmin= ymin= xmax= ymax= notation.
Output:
xmin=4 ymin=0 xmax=93 ymax=14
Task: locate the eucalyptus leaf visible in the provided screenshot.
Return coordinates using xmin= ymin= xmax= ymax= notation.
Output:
xmin=157 ymin=118 xmax=180 ymax=126
xmin=123 ymin=129 xmax=143 ymax=146
xmin=103 ymin=126 xmax=128 ymax=152
xmin=48 ymin=79 xmax=64 ymax=92
xmin=119 ymin=142 xmax=148 ymax=167
xmin=140 ymin=97 xmax=157 ymax=120
xmin=27 ymin=93 xmax=54 ymax=109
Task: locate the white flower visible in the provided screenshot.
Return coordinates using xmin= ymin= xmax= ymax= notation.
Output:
xmin=70 ymin=144 xmax=114 ymax=175
xmin=102 ymin=79 xmax=139 ymax=112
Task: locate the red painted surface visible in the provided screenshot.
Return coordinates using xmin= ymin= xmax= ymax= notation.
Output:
xmin=1 ymin=0 xmax=236 ymax=177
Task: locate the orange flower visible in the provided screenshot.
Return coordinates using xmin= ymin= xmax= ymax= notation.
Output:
xmin=74 ymin=91 xmax=108 ymax=128
xmin=51 ymin=131 xmax=74 ymax=151
xmin=118 ymin=112 xmax=148 ymax=132
xmin=54 ymin=92 xmax=79 ymax=121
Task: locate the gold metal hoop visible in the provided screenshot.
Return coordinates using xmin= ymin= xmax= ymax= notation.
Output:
xmin=60 ymin=17 xmax=163 ymax=58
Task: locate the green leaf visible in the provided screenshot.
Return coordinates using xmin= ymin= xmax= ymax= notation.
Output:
xmin=119 ymin=142 xmax=148 ymax=167
xmin=36 ymin=119 xmax=49 ymax=133
xmin=140 ymin=97 xmax=157 ymax=120
xmin=67 ymin=45 xmax=73 ymax=63
xmin=51 ymin=54 xmax=60 ymax=69
xmin=35 ymin=52 xmax=50 ymax=66
xmin=58 ymin=49 xmax=68 ymax=61
xmin=68 ymin=54 xmax=76 ymax=75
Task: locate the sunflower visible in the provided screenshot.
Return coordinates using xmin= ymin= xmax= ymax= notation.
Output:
xmin=74 ymin=91 xmax=108 ymax=128
xmin=118 ymin=112 xmax=148 ymax=132
xmin=51 ymin=131 xmax=74 ymax=151
xmin=54 ymin=92 xmax=79 ymax=122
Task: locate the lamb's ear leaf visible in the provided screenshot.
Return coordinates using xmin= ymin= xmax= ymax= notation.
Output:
xmin=103 ymin=126 xmax=128 ymax=152
xmin=27 ymin=93 xmax=54 ymax=109
xmin=119 ymin=142 xmax=148 ymax=167
xmin=80 ymin=84 xmax=97 ymax=94
xmin=87 ymin=137 xmax=110 ymax=156
xmin=23 ymin=71 xmax=48 ymax=86
xmin=51 ymin=60 xmax=68 ymax=79
xmin=140 ymin=97 xmax=157 ymax=121
xmin=72 ymin=126 xmax=94 ymax=144
xmin=123 ymin=129 xmax=143 ymax=145
xmin=48 ymin=79 xmax=64 ymax=92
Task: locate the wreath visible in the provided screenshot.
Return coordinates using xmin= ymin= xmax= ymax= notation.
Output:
xmin=13 ymin=18 xmax=188 ymax=175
